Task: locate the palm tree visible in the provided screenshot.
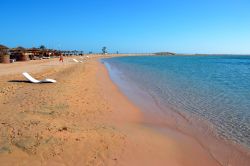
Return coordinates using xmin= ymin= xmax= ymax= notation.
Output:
xmin=40 ymin=45 xmax=46 ymax=50
xmin=39 ymin=45 xmax=46 ymax=58
xmin=102 ymin=47 xmax=107 ymax=54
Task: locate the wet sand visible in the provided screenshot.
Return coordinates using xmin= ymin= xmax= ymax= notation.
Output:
xmin=0 ymin=56 xmax=236 ymax=166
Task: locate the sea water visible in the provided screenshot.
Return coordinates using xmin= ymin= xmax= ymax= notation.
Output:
xmin=102 ymin=55 xmax=250 ymax=149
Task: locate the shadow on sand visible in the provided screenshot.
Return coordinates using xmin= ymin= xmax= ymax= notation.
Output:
xmin=8 ymin=80 xmax=31 ymax=83
xmin=8 ymin=80 xmax=54 ymax=84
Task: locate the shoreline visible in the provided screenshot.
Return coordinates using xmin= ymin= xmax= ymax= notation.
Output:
xmin=0 ymin=56 xmax=248 ymax=165
xmin=97 ymin=60 xmax=223 ymax=166
xmin=102 ymin=56 xmax=250 ymax=166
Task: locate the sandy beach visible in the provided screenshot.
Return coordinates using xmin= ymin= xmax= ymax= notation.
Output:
xmin=0 ymin=56 xmax=243 ymax=166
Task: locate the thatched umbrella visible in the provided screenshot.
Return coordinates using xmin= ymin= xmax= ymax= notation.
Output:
xmin=28 ymin=47 xmax=39 ymax=52
xmin=0 ymin=44 xmax=8 ymax=50
xmin=0 ymin=44 xmax=10 ymax=63
xmin=26 ymin=47 xmax=40 ymax=60
xmin=10 ymin=46 xmax=26 ymax=54
xmin=10 ymin=46 xmax=29 ymax=61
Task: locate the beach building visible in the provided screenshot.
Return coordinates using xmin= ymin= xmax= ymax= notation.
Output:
xmin=0 ymin=44 xmax=10 ymax=63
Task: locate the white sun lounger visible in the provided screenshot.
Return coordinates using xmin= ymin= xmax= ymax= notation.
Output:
xmin=73 ymin=59 xmax=83 ymax=63
xmin=22 ymin=72 xmax=56 ymax=83
xmin=73 ymin=59 xmax=79 ymax=62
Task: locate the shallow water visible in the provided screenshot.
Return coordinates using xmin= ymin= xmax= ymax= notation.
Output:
xmin=102 ymin=55 xmax=250 ymax=149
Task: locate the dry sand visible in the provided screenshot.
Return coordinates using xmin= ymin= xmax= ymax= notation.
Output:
xmin=0 ymin=56 xmax=233 ymax=166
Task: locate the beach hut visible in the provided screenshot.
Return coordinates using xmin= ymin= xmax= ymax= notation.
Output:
xmin=79 ymin=51 xmax=84 ymax=56
xmin=43 ymin=49 xmax=58 ymax=59
xmin=37 ymin=45 xmax=52 ymax=59
xmin=27 ymin=47 xmax=41 ymax=60
xmin=0 ymin=44 xmax=10 ymax=63
xmin=10 ymin=47 xmax=30 ymax=61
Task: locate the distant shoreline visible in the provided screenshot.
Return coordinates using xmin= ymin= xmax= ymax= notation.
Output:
xmin=103 ymin=53 xmax=250 ymax=57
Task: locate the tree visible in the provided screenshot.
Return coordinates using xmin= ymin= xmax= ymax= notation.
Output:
xmin=39 ymin=45 xmax=46 ymax=57
xmin=40 ymin=45 xmax=46 ymax=50
xmin=102 ymin=46 xmax=107 ymax=54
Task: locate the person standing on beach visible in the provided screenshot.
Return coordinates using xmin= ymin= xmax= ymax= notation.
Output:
xmin=59 ymin=54 xmax=64 ymax=62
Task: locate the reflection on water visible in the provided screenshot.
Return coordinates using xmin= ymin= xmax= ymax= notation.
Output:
xmin=103 ymin=55 xmax=250 ymax=148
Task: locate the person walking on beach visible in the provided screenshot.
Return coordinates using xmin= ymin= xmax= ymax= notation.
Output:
xmin=59 ymin=54 xmax=64 ymax=62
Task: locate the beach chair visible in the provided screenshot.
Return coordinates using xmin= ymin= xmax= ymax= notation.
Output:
xmin=73 ymin=59 xmax=79 ymax=62
xmin=22 ymin=72 xmax=56 ymax=83
xmin=73 ymin=59 xmax=83 ymax=63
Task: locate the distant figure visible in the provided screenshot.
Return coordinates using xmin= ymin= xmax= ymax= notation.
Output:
xmin=59 ymin=54 xmax=64 ymax=62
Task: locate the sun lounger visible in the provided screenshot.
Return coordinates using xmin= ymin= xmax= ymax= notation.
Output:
xmin=73 ymin=59 xmax=79 ymax=62
xmin=22 ymin=72 xmax=56 ymax=83
xmin=73 ymin=59 xmax=83 ymax=63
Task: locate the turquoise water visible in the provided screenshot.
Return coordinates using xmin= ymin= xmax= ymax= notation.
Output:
xmin=102 ymin=55 xmax=250 ymax=149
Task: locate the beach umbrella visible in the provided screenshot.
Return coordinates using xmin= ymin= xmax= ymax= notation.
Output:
xmin=0 ymin=45 xmax=10 ymax=63
xmin=0 ymin=44 xmax=9 ymax=55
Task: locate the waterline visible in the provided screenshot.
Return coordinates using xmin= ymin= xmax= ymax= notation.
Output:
xmin=102 ymin=56 xmax=250 ymax=150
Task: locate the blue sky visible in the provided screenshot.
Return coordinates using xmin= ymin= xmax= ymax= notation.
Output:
xmin=1 ymin=0 xmax=250 ymax=54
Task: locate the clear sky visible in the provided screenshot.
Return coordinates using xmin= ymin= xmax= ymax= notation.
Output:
xmin=1 ymin=0 xmax=250 ymax=54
